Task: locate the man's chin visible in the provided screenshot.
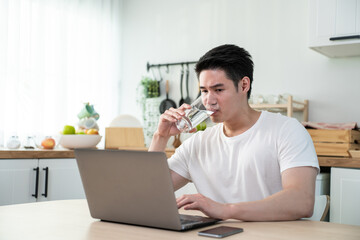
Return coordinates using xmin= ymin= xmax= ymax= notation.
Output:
xmin=210 ymin=116 xmax=222 ymax=123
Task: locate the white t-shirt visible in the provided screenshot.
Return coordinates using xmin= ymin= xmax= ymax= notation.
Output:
xmin=168 ymin=111 xmax=319 ymax=204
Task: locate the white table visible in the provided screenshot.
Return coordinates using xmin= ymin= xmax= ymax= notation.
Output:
xmin=1 ymin=199 xmax=360 ymax=240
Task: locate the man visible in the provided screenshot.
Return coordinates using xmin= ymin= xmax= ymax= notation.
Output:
xmin=149 ymin=44 xmax=319 ymax=221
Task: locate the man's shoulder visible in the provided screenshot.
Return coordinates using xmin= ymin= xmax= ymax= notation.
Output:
xmin=262 ymin=111 xmax=293 ymax=122
xmin=260 ymin=111 xmax=299 ymax=127
xmin=258 ymin=111 xmax=307 ymax=138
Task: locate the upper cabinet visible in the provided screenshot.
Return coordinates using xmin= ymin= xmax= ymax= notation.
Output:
xmin=309 ymin=0 xmax=360 ymax=57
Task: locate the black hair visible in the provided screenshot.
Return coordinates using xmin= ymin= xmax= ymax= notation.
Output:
xmin=195 ymin=44 xmax=254 ymax=99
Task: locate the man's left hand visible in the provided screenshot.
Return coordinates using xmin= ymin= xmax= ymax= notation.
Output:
xmin=176 ymin=193 xmax=228 ymax=220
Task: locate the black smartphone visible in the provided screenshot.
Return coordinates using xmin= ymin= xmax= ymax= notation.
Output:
xmin=198 ymin=226 xmax=244 ymax=238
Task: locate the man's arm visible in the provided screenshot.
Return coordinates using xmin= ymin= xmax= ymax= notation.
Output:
xmin=176 ymin=166 xmax=317 ymax=221
xmin=148 ymin=105 xmax=192 ymax=191
xmin=148 ymin=131 xmax=170 ymax=152
xmin=171 ymin=170 xmax=189 ymax=191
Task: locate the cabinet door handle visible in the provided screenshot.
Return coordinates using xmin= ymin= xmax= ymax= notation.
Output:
xmin=32 ymin=167 xmax=39 ymax=198
xmin=42 ymin=167 xmax=49 ymax=198
xmin=329 ymin=35 xmax=360 ymax=41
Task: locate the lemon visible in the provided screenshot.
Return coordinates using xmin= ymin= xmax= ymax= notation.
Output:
xmin=63 ymin=125 xmax=76 ymax=134
xmin=85 ymin=129 xmax=99 ymax=135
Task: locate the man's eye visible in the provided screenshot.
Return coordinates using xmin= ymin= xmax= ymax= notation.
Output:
xmin=215 ymin=89 xmax=223 ymax=92
xmin=201 ymin=90 xmax=208 ymax=93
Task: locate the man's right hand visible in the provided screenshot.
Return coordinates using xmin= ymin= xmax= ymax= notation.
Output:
xmin=149 ymin=104 xmax=193 ymax=152
xmin=155 ymin=104 xmax=192 ymax=138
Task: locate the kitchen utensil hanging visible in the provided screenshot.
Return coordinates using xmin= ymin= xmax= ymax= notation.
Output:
xmin=159 ymin=80 xmax=177 ymax=114
xmin=146 ymin=61 xmax=198 ymax=101
xmin=178 ymin=65 xmax=185 ymax=106
xmin=172 ymin=134 xmax=182 ymax=148
xmin=184 ymin=64 xmax=191 ymax=104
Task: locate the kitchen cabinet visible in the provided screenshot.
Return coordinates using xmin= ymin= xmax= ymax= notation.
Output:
xmin=0 ymin=159 xmax=38 ymax=205
xmin=37 ymin=159 xmax=85 ymax=202
xmin=330 ymin=167 xmax=360 ymax=226
xmin=0 ymin=158 xmax=85 ymax=206
xmin=309 ymin=0 xmax=360 ymax=57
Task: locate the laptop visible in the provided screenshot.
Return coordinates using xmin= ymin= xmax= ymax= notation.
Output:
xmin=74 ymin=149 xmax=219 ymax=231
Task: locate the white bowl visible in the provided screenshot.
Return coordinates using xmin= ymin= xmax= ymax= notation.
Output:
xmin=59 ymin=135 xmax=102 ymax=149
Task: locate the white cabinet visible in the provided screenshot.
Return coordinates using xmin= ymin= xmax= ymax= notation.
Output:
xmin=37 ymin=159 xmax=85 ymax=202
xmin=330 ymin=167 xmax=360 ymax=226
xmin=0 ymin=159 xmax=38 ymax=205
xmin=309 ymin=0 xmax=360 ymax=57
xmin=0 ymin=158 xmax=85 ymax=205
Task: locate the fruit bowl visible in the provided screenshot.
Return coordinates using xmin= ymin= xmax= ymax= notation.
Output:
xmin=59 ymin=135 xmax=102 ymax=149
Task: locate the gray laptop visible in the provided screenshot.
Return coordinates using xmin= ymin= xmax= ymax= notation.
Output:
xmin=74 ymin=149 xmax=219 ymax=231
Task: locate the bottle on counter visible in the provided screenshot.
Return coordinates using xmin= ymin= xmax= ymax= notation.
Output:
xmin=24 ymin=136 xmax=36 ymax=149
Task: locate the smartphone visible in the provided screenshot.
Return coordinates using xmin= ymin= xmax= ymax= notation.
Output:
xmin=198 ymin=226 xmax=244 ymax=238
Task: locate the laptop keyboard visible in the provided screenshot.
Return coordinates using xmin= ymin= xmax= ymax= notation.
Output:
xmin=179 ymin=214 xmax=219 ymax=230
xmin=179 ymin=214 xmax=206 ymax=225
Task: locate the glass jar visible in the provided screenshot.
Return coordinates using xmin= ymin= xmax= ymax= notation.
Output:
xmin=6 ymin=136 xmax=21 ymax=149
xmin=24 ymin=136 xmax=36 ymax=149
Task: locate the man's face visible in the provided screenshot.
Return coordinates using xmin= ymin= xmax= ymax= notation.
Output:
xmin=199 ymin=69 xmax=246 ymax=123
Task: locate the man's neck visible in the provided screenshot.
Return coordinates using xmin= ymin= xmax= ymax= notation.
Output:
xmin=222 ymin=107 xmax=261 ymax=137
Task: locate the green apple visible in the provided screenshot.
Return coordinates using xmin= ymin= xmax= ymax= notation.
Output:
xmin=76 ymin=130 xmax=85 ymax=135
xmin=63 ymin=125 xmax=75 ymax=134
xmin=196 ymin=121 xmax=207 ymax=131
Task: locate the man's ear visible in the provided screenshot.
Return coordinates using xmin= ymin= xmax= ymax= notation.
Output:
xmin=238 ymin=77 xmax=251 ymax=93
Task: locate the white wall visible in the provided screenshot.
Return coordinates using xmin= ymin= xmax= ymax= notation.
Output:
xmin=118 ymin=0 xmax=360 ymax=126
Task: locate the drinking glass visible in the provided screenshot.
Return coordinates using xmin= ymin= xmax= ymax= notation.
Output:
xmin=176 ymin=96 xmax=213 ymax=133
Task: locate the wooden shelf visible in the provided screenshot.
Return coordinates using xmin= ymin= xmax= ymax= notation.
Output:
xmin=250 ymin=95 xmax=309 ymax=121
xmin=318 ymin=156 xmax=360 ymax=169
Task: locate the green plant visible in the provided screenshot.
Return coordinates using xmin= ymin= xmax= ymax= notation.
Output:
xmin=140 ymin=77 xmax=159 ymax=98
xmin=136 ymin=76 xmax=160 ymax=125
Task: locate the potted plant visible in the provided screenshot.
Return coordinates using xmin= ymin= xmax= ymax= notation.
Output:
xmin=137 ymin=76 xmax=161 ymax=146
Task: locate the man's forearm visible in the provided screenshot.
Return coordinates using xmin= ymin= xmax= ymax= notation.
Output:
xmin=148 ymin=131 xmax=170 ymax=152
xmin=222 ymin=166 xmax=317 ymax=221
xmin=224 ymin=188 xmax=314 ymax=221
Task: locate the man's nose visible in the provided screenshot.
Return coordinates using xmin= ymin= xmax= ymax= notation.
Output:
xmin=205 ymin=93 xmax=217 ymax=105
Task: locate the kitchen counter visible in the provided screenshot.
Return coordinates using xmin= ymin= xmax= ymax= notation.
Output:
xmin=1 ymin=149 xmax=359 ymax=168
xmin=0 ymin=149 xmax=75 ymax=159
xmin=0 ymin=148 xmax=176 ymax=159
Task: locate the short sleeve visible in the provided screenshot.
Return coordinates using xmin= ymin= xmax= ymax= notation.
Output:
xmin=167 ymin=136 xmax=194 ymax=181
xmin=277 ymin=118 xmax=319 ymax=173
